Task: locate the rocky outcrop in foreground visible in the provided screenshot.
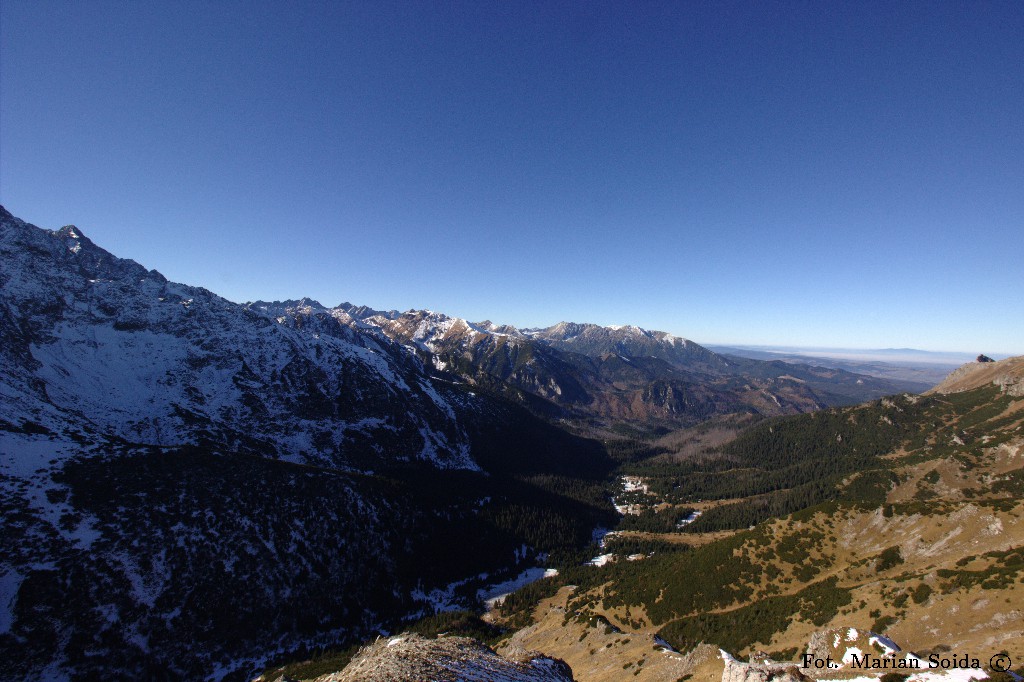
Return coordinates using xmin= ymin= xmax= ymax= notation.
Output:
xmin=312 ymin=633 xmax=574 ymax=681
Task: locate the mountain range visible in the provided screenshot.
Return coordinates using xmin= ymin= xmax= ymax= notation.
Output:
xmin=249 ymin=298 xmax=920 ymax=439
xmin=1 ymin=206 xmax=1016 ymax=681
xmin=0 ymin=207 xmax=603 ymax=678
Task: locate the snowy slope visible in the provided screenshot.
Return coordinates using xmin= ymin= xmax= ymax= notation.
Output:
xmin=0 ymin=207 xmax=503 ymax=680
xmin=0 ymin=207 xmax=477 ymax=472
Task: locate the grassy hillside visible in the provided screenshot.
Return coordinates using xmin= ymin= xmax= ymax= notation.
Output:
xmin=494 ymin=373 xmax=1024 ymax=679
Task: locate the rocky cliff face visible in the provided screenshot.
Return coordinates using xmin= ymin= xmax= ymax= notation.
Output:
xmin=526 ymin=321 xmax=731 ymax=375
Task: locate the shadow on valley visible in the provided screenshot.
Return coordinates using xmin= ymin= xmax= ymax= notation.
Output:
xmin=2 ymin=402 xmax=618 ymax=681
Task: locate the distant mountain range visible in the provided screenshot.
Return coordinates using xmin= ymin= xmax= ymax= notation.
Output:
xmin=707 ymin=345 xmax=969 ymax=387
xmin=250 ymin=300 xmax=925 ymax=439
xmin=711 ymin=345 xmax=986 ymax=364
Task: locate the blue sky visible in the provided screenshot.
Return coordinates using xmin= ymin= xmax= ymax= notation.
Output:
xmin=2 ymin=1 xmax=1021 ymax=353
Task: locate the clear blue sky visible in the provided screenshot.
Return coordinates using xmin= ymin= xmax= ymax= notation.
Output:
xmin=2 ymin=1 xmax=1021 ymax=353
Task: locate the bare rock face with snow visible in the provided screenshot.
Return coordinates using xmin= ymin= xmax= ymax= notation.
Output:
xmin=316 ymin=633 xmax=575 ymax=682
xmin=721 ymin=656 xmax=812 ymax=682
xmin=527 ymin=320 xmax=729 ymax=374
xmin=0 ymin=206 xmax=478 ymax=472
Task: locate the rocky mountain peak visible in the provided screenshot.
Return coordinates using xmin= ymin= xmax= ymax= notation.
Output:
xmin=543 ymin=321 xmax=590 ymax=339
xmin=929 ymin=355 xmax=1024 ymax=397
xmin=0 ymin=208 xmax=478 ymax=470
xmin=247 ymin=297 xmax=328 ymax=318
xmin=336 ymin=301 xmax=402 ymax=320
xmin=56 ymin=224 xmax=83 ymax=238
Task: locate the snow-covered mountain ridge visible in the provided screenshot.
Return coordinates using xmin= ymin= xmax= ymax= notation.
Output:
xmin=0 ymin=206 xmax=477 ymax=472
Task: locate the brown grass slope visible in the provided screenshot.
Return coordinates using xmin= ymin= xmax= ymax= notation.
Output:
xmin=496 ymin=373 xmax=1024 ymax=681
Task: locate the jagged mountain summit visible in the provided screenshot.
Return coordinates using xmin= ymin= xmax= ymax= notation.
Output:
xmin=0 ymin=206 xmax=477 ymax=472
xmin=525 ymin=320 xmax=730 ymax=374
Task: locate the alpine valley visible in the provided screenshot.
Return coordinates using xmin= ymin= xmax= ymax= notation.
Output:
xmin=1 ymin=207 xmax=1021 ymax=682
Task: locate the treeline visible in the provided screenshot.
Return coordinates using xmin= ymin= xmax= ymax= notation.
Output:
xmin=478 ymin=473 xmax=618 ymax=559
xmin=603 ymin=438 xmax=672 ymax=464
xmin=603 ymin=535 xmax=690 ymax=557
xmin=721 ymin=398 xmax=924 ymax=470
xmin=480 ymin=502 xmax=591 ymax=554
xmin=591 ymin=533 xmax=762 ymax=623
xmin=616 ymin=506 xmax=697 ymax=533
xmin=608 ymin=396 xmax=930 ymax=531
xmin=519 ymin=473 xmax=615 ymax=511
xmin=675 ymin=397 xmax=928 ymax=528
xmin=378 ymin=465 xmax=616 ymax=587
xmin=685 ymin=480 xmax=837 ymax=533
xmin=656 ymin=577 xmax=851 ymax=654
